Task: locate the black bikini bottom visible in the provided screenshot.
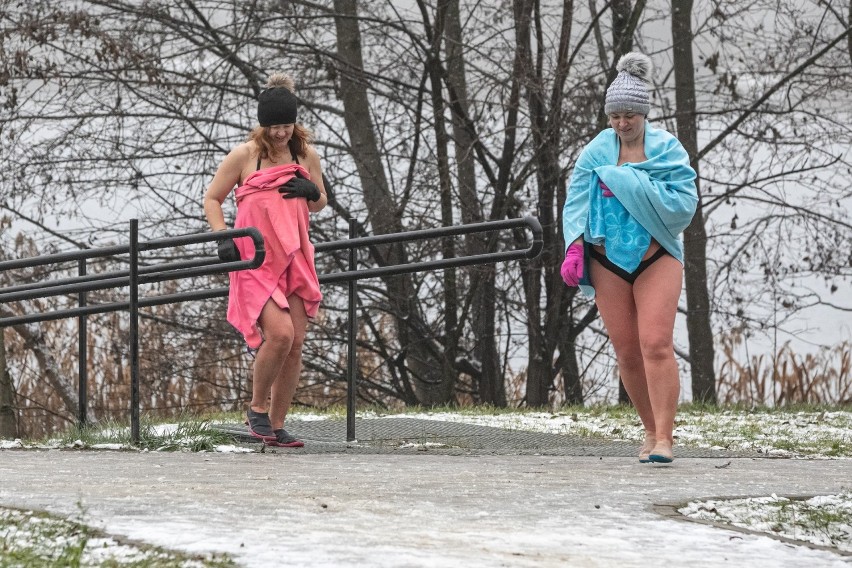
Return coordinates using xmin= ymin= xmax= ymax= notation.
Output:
xmin=588 ymin=246 xmax=670 ymax=284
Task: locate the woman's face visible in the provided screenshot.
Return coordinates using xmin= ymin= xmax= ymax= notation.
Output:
xmin=608 ymin=112 xmax=645 ymax=144
xmin=267 ymin=124 xmax=295 ymax=146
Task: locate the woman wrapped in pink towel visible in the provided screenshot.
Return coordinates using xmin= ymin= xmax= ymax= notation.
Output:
xmin=203 ymin=73 xmax=327 ymax=448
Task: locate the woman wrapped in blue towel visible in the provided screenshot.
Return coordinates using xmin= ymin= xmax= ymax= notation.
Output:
xmin=561 ymin=52 xmax=698 ymax=464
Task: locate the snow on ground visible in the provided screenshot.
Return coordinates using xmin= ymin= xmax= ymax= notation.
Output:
xmin=0 ymin=507 xmax=219 ymax=567
xmin=680 ymin=493 xmax=852 ymax=553
xmin=354 ymin=408 xmax=852 ymax=552
xmin=3 ymin=407 xmax=851 ymax=562
xmin=339 ymin=407 xmax=852 ymax=459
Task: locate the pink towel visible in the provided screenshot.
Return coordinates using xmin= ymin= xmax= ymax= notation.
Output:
xmin=227 ymin=163 xmax=322 ymax=348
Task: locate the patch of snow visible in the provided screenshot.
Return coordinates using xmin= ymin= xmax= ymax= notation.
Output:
xmin=397 ymin=441 xmax=453 ymax=450
xmin=89 ymin=443 xmax=127 ymax=451
xmin=213 ymin=444 xmax=255 ymax=453
xmin=151 ymin=423 xmax=178 ymax=435
xmin=680 ymin=492 xmax=852 ymax=552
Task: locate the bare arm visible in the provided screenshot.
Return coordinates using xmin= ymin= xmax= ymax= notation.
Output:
xmin=203 ymin=145 xmax=250 ymax=231
xmin=303 ymin=146 xmax=328 ymax=213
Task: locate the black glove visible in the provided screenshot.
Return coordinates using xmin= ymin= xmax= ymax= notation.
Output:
xmin=278 ymin=170 xmax=321 ymax=202
xmin=217 ymin=237 xmax=240 ymax=262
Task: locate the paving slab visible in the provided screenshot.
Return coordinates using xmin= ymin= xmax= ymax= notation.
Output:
xmin=1 ymin=419 xmax=849 ymax=567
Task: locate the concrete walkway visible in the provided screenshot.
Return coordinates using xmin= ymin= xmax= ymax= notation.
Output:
xmin=1 ymin=420 xmax=850 ymax=567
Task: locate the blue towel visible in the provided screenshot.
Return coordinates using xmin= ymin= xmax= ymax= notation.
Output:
xmin=562 ymin=121 xmax=698 ymax=297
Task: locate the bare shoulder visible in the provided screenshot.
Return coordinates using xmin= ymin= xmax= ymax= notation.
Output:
xmin=217 ymin=142 xmax=257 ymax=179
xmin=207 ymin=142 xmax=254 ymax=199
xmin=228 ymin=141 xmax=255 ymax=162
xmin=303 ymin=144 xmax=322 ymax=165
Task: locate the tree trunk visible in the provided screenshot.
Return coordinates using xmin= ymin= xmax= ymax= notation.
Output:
xmin=444 ymin=0 xmax=504 ymax=405
xmin=672 ymin=0 xmax=717 ymax=403
xmin=558 ymin=295 xmax=597 ymax=405
xmin=333 ymin=0 xmax=453 ymax=405
xmin=422 ymin=0 xmax=459 ymax=403
xmin=0 ymin=333 xmax=18 ymax=439
xmin=509 ymin=0 xmax=550 ymax=407
xmin=519 ymin=0 xmax=597 ymax=407
xmin=596 ymin=0 xmax=642 ymax=135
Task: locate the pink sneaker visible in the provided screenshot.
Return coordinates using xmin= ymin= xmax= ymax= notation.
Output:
xmin=266 ymin=428 xmax=304 ymax=448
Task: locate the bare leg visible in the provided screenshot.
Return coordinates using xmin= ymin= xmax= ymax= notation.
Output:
xmin=589 ymin=257 xmax=656 ymax=442
xmin=269 ymin=294 xmax=309 ymax=430
xmin=633 ymin=255 xmax=683 ymax=457
xmin=250 ymin=299 xmax=295 ymax=414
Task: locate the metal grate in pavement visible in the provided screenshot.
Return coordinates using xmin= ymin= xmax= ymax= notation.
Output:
xmin=212 ymin=418 xmax=767 ymax=458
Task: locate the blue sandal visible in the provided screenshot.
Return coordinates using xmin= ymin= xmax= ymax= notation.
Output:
xmin=648 ymin=443 xmax=674 ymax=463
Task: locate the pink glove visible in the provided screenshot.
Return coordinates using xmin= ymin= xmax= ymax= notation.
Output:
xmin=560 ymin=243 xmax=584 ymax=287
xmin=600 ymin=180 xmax=614 ymax=197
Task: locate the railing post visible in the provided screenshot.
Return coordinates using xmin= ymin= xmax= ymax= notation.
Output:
xmin=129 ymin=219 xmax=140 ymax=444
xmin=77 ymin=259 xmax=87 ymax=428
xmin=346 ymin=218 xmax=357 ymax=442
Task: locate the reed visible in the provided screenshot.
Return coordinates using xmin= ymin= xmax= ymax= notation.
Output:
xmin=717 ymin=330 xmax=850 ymax=406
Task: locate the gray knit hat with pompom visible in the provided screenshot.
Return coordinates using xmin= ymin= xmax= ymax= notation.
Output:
xmin=604 ymin=52 xmax=653 ymax=115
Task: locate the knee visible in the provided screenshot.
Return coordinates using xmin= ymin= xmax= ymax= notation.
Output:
xmin=616 ymin=353 xmax=645 ymax=376
xmin=612 ymin=344 xmax=644 ymax=374
xmin=263 ymin=326 xmax=295 ymax=351
xmin=640 ymin=336 xmax=674 ymax=362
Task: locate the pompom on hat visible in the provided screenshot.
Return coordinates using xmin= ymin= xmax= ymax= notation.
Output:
xmin=257 ymin=84 xmax=298 ymax=127
xmin=604 ymin=52 xmax=653 ymax=115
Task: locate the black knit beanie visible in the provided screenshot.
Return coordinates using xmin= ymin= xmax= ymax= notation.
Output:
xmin=257 ymin=87 xmax=298 ymax=126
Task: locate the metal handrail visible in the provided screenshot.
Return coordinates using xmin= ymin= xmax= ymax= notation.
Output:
xmin=319 ymin=215 xmax=543 ymax=440
xmin=0 ymin=216 xmax=543 ymax=443
xmin=315 ymin=216 xmax=542 ymax=284
xmin=0 ymin=225 xmax=266 ymax=439
xmin=0 ymin=257 xmax=219 ymax=298
xmin=0 ymin=230 xmax=264 ymax=306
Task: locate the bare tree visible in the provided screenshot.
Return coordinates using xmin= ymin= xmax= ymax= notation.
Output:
xmin=332 ymin=0 xmax=459 ymax=405
xmin=662 ymin=1 xmax=852 ymax=401
xmin=443 ymin=0 xmax=504 ymax=404
xmin=671 ymin=0 xmax=717 ymax=403
xmin=0 ymin=332 xmax=17 ymax=438
xmin=1 ymin=0 xmax=850 ymax=437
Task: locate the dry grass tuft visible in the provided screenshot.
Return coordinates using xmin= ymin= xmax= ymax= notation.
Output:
xmin=717 ymin=330 xmax=850 ymax=406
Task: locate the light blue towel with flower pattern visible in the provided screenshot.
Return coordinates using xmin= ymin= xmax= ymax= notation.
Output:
xmin=586 ymin=181 xmax=652 ymax=272
xmin=562 ymin=122 xmax=698 ymax=297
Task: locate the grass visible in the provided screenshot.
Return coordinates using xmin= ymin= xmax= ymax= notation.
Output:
xmin=669 ymin=406 xmax=852 ymax=457
xmin=0 ymin=505 xmax=235 ymax=567
xmin=43 ymin=414 xmax=236 ymax=452
xmin=4 ymin=402 xmax=850 ymax=458
xmin=680 ymin=491 xmax=852 ymax=552
xmin=332 ymin=402 xmax=852 ymax=458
